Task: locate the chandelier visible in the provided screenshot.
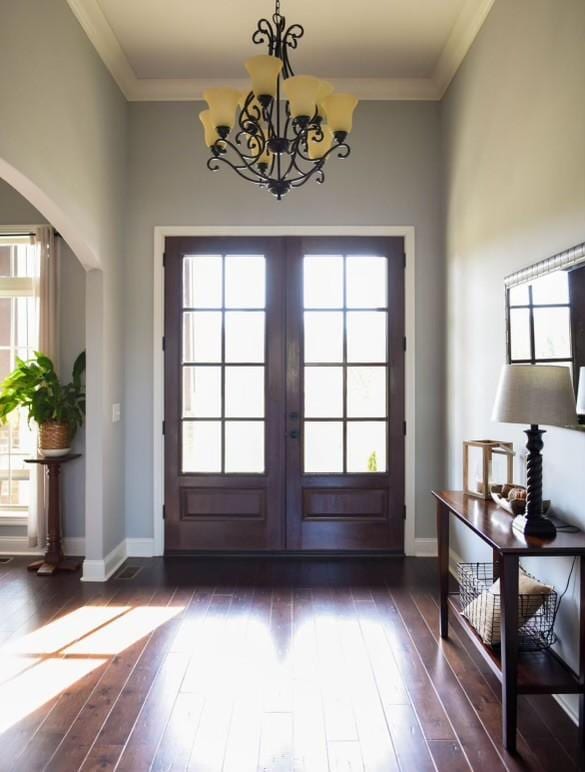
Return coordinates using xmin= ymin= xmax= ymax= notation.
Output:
xmin=199 ymin=0 xmax=358 ymax=200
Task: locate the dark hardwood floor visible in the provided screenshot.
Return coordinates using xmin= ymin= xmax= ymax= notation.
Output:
xmin=0 ymin=555 xmax=578 ymax=771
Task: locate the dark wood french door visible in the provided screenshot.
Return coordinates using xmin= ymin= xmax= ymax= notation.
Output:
xmin=164 ymin=235 xmax=404 ymax=552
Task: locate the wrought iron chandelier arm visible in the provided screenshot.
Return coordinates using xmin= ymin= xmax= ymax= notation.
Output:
xmin=207 ymin=155 xmax=265 ymax=185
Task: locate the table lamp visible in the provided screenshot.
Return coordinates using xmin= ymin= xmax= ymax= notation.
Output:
xmin=578 ymin=367 xmax=585 ymax=424
xmin=492 ymin=364 xmax=577 ymax=538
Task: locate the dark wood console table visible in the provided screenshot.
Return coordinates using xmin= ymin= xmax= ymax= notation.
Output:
xmin=25 ymin=454 xmax=82 ymax=576
xmin=434 ymin=490 xmax=585 ymax=761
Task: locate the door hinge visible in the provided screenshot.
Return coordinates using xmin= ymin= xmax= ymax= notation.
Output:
xmin=403 ymin=252 xmax=406 ymax=268
xmin=162 ymin=335 xmax=166 ymax=351
xmin=403 ymin=504 xmax=407 ymax=520
xmin=403 ymin=336 xmax=407 ymax=352
xmin=403 ymin=420 xmax=407 ymax=436
xmin=162 ymin=504 xmax=166 ymax=520
xmin=162 ymin=420 xmax=165 ymax=435
xmin=162 ymin=251 xmax=167 ymax=268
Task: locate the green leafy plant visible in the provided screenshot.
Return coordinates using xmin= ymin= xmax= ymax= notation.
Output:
xmin=368 ymin=450 xmax=378 ymax=472
xmin=0 ymin=351 xmax=86 ymax=435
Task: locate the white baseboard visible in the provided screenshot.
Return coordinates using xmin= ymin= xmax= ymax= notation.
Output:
xmin=414 ymin=538 xmax=438 ymax=557
xmin=0 ymin=536 xmax=43 ymax=556
xmin=554 ymin=694 xmax=578 ymax=725
xmin=126 ymin=537 xmax=155 ymax=557
xmin=81 ymin=539 xmax=127 ymax=582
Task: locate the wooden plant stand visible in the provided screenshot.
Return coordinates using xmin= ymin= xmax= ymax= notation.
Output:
xmin=25 ymin=454 xmax=82 ymax=576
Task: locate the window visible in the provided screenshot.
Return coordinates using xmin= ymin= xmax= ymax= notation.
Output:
xmin=507 ymin=270 xmax=572 ymax=371
xmin=0 ymin=239 xmax=39 ymax=522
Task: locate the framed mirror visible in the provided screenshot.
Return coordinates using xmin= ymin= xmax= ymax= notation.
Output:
xmin=505 ymin=242 xmax=585 ymax=431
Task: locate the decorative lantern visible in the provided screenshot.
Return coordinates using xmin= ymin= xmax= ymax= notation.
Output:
xmin=463 ymin=440 xmax=514 ymax=500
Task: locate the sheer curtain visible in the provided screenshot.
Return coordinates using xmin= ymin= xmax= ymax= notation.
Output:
xmin=28 ymin=226 xmax=59 ymax=548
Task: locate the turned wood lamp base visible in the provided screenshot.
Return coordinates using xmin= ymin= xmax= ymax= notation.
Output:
xmin=511 ymin=425 xmax=557 ymax=540
xmin=25 ymin=454 xmax=82 ymax=577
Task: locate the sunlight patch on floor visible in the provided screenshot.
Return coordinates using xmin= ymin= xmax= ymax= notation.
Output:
xmin=0 ymin=603 xmax=184 ymax=735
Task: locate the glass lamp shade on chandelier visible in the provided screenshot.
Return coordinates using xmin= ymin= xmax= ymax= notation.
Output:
xmin=199 ymin=0 xmax=358 ymax=200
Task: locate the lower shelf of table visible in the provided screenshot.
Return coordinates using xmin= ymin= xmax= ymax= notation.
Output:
xmin=448 ymin=596 xmax=583 ymax=695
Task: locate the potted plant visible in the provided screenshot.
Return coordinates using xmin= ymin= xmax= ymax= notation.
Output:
xmin=0 ymin=351 xmax=85 ymax=456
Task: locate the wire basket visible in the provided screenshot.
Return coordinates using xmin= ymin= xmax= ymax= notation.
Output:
xmin=458 ymin=562 xmax=558 ymax=651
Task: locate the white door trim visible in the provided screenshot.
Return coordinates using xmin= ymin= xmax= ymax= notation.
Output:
xmin=153 ymin=225 xmax=416 ymax=557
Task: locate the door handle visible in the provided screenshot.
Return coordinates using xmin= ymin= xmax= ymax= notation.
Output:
xmin=289 ymin=429 xmax=299 ymax=439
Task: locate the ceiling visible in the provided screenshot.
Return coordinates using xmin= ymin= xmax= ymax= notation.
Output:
xmin=66 ymin=0 xmax=496 ymax=100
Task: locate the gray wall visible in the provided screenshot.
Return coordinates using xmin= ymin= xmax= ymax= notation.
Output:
xmin=124 ymin=100 xmax=445 ymax=541
xmin=442 ymin=0 xmax=585 ymax=703
xmin=0 ymin=0 xmax=127 ymax=559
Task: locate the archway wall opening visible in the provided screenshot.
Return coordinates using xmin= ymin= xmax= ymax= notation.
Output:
xmin=0 ymin=0 xmax=128 ymax=567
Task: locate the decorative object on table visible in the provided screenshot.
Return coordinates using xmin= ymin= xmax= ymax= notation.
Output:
xmin=490 ymin=483 xmax=551 ymax=516
xmin=463 ymin=440 xmax=514 ymax=500
xmin=0 ymin=351 xmax=85 ymax=456
xmin=25 ymin=454 xmax=82 ymax=575
xmin=492 ymin=364 xmax=577 ymax=538
xmin=578 ymin=366 xmax=585 ymax=424
xmin=199 ymin=0 xmax=358 ymax=200
xmin=458 ymin=562 xmax=556 ymax=649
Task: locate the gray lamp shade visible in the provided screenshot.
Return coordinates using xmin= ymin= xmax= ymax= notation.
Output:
xmin=492 ymin=364 xmax=577 ymax=427
xmin=578 ymin=367 xmax=585 ymax=415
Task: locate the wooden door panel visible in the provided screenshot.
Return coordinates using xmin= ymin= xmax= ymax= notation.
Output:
xmin=285 ymin=236 xmax=405 ymax=552
xmin=164 ymin=236 xmax=285 ymax=552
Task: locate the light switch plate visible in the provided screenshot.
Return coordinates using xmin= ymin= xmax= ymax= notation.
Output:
xmin=112 ymin=403 xmax=121 ymax=423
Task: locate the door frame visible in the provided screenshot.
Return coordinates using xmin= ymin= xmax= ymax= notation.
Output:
xmin=153 ymin=225 xmax=416 ymax=557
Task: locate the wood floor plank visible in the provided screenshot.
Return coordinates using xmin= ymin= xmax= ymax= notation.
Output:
xmin=0 ymin=557 xmax=578 ymax=772
xmin=388 ymin=584 xmax=506 ymax=771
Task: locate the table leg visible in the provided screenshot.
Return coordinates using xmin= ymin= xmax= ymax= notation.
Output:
xmin=578 ymin=555 xmax=585 ymax=769
xmin=436 ymin=500 xmax=449 ymax=639
xmin=500 ymin=553 xmax=519 ymax=752
xmin=493 ymin=550 xmax=501 ymax=582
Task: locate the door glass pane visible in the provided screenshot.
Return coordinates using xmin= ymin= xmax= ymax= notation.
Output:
xmin=225 ymin=255 xmax=265 ymax=308
xmin=346 ymin=256 xmax=387 ymax=308
xmin=533 ymin=307 xmax=571 ymax=359
xmin=183 ymin=311 xmax=222 ymax=363
xmin=225 ymin=311 xmax=265 ymax=363
xmin=347 ymin=367 xmax=386 ymax=417
xmin=183 ymin=255 xmax=222 ymax=308
xmin=347 ymin=422 xmax=387 ymax=473
xmin=304 ymin=421 xmax=343 ymax=473
xmin=182 ymin=421 xmax=221 ymax=473
xmin=509 ymin=308 xmax=531 ymax=360
xmin=183 ymin=366 xmax=221 ymax=418
xmin=305 ymin=367 xmax=343 ymax=418
xmin=225 ymin=366 xmax=264 ymax=417
xmin=304 ymin=312 xmax=343 ymax=363
xmin=531 ymin=270 xmax=569 ymax=305
xmin=347 ymin=312 xmax=387 ymax=363
xmin=225 ymin=421 xmax=264 ymax=473
xmin=304 ymin=256 xmax=343 ymax=308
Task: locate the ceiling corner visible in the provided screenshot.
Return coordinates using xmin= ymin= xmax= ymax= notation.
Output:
xmin=432 ymin=0 xmax=497 ymax=98
xmin=65 ymin=0 xmax=137 ymax=99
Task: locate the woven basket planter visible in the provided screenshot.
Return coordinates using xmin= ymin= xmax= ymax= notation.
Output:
xmin=39 ymin=421 xmax=72 ymax=456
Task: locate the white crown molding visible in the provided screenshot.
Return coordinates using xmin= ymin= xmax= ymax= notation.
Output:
xmin=66 ymin=0 xmax=495 ymax=102
xmin=433 ymin=0 xmax=496 ymax=97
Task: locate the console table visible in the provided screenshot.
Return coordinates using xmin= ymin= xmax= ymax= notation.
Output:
xmin=434 ymin=490 xmax=585 ymax=761
xmin=25 ymin=454 xmax=82 ymax=576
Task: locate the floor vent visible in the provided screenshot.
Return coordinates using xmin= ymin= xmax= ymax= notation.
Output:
xmin=0 ymin=557 xmax=13 ymax=564
xmin=115 ymin=564 xmax=142 ymax=580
